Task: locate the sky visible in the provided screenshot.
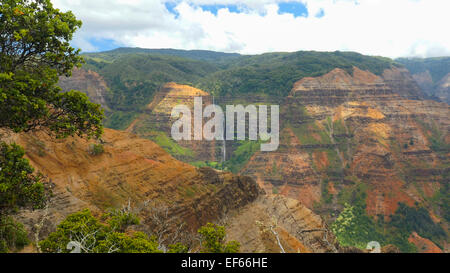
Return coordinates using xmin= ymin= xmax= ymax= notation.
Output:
xmin=52 ymin=0 xmax=450 ymax=58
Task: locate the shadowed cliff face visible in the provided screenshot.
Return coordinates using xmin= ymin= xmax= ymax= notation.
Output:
xmin=397 ymin=57 xmax=450 ymax=104
xmin=58 ymin=68 xmax=111 ymax=112
xmin=435 ymin=73 xmax=450 ymax=104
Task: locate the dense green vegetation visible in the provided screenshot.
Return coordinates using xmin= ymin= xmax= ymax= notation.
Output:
xmin=224 ymin=140 xmax=261 ymax=173
xmin=331 ymin=204 xmax=383 ymax=250
xmin=88 ymin=143 xmax=104 ymax=156
xmin=198 ymin=223 xmax=240 ymax=253
xmin=39 ymin=209 xmax=161 ymax=253
xmin=0 ymin=216 xmax=30 ymax=252
xmin=147 ymin=131 xmax=195 ymax=159
xmin=103 ymin=111 xmax=140 ymax=130
xmin=389 ymin=203 xmax=446 ymax=247
xmin=0 ymin=142 xmax=45 ymax=213
xmin=197 ymin=51 xmax=397 ymax=97
xmin=432 ymin=181 xmax=450 ymax=223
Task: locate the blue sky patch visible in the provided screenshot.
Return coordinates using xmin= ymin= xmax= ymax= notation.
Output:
xmin=278 ymin=2 xmax=308 ymax=17
xmin=165 ymin=2 xmax=179 ymax=18
xmin=84 ymin=38 xmax=121 ymax=53
xmin=199 ymin=4 xmax=241 ymax=15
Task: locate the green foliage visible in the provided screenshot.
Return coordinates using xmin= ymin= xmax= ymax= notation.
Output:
xmin=0 ymin=4 xmax=102 ymax=245
xmin=337 ymin=179 xmax=367 ymax=208
xmin=103 ymin=111 xmax=139 ymax=130
xmin=95 ymin=231 xmax=160 ymax=253
xmin=189 ymin=161 xmax=221 ymax=170
xmin=197 ymin=51 xmax=396 ymax=97
xmin=291 ymin=122 xmax=331 ymax=145
xmin=0 ymin=216 xmax=29 ymax=253
xmin=415 ymin=119 xmax=450 ymax=154
xmin=84 ymin=47 xmax=240 ymax=64
xmin=321 ymin=180 xmax=333 ymax=204
xmin=332 ymin=194 xmax=445 ymax=252
xmin=0 ymin=142 xmax=45 ymax=214
xmin=39 ymin=209 xmax=160 ymax=253
xmin=149 ymin=131 xmax=194 ymax=159
xmin=432 ymin=182 xmax=450 ymax=223
xmin=0 ymin=0 xmax=104 ymax=139
xmin=198 ymin=223 xmax=240 ymax=253
xmin=40 ymin=211 xmax=241 ymax=253
xmin=167 ymin=242 xmax=190 ymax=253
xmin=389 ymin=203 xmax=446 ymax=247
xmin=103 ymin=208 xmax=140 ymax=232
xmin=331 ymin=204 xmax=382 ymax=249
xmin=224 ymin=140 xmax=261 ymax=173
xmin=272 ymin=186 xmax=279 ymax=194
xmin=89 ymin=143 xmax=104 ymax=156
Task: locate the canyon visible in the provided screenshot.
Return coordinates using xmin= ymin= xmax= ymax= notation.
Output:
xmin=20 ymin=50 xmax=447 ymax=253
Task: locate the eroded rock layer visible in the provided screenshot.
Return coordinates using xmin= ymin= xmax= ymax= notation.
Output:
xmin=240 ymin=66 xmax=449 ymax=251
xmin=2 ymin=128 xmax=259 ymax=246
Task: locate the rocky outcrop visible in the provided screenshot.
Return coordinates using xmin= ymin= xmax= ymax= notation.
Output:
xmin=225 ymin=195 xmax=340 ymax=253
xmin=411 ymin=70 xmax=450 ymax=104
xmin=290 ymin=67 xmax=424 ymax=105
xmin=58 ymin=68 xmax=111 ymax=111
xmin=382 ymin=67 xmax=425 ymax=99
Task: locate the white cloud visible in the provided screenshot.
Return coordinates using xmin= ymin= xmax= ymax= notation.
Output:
xmin=52 ymin=0 xmax=450 ymax=58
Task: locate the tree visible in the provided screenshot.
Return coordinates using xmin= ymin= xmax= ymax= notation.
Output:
xmin=331 ymin=203 xmax=381 ymax=249
xmin=0 ymin=141 xmax=46 ymax=252
xmin=0 ymin=0 xmax=104 ymax=252
xmin=198 ymin=223 xmax=240 ymax=253
xmin=0 ymin=0 xmax=104 ymax=138
xmin=39 ymin=209 xmax=161 ymax=253
xmin=0 ymin=142 xmax=45 ymax=213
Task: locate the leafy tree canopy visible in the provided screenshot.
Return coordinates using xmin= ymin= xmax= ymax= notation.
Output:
xmin=0 ymin=142 xmax=45 ymax=213
xmin=198 ymin=222 xmax=240 ymax=253
xmin=39 ymin=209 xmax=160 ymax=253
xmin=0 ymin=0 xmax=104 ymax=138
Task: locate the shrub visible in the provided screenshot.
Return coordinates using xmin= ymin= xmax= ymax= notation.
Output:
xmin=89 ymin=144 xmax=104 ymax=156
xmin=39 ymin=209 xmax=160 ymax=253
xmin=198 ymin=223 xmax=240 ymax=253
